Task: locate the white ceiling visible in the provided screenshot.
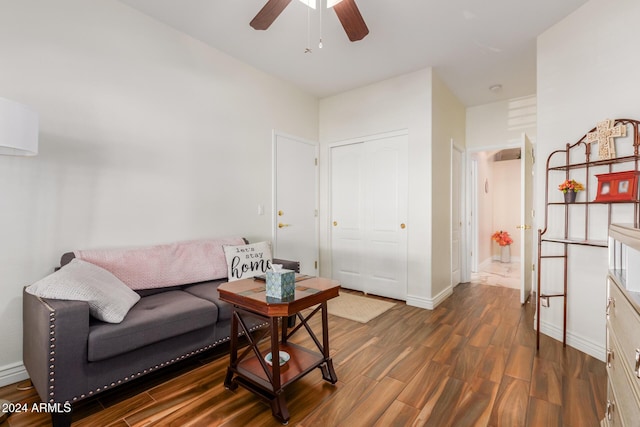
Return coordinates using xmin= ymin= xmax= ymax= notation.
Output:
xmin=117 ymin=0 xmax=588 ymax=106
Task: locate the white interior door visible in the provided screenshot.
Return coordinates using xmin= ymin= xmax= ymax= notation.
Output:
xmin=330 ymin=131 xmax=408 ymax=300
xmin=330 ymin=142 xmax=365 ymax=292
xmin=520 ymin=133 xmax=534 ymax=304
xmin=364 ymin=135 xmax=408 ymax=300
xmin=273 ymin=133 xmax=318 ymax=276
xmin=451 ymin=143 xmax=463 ymax=287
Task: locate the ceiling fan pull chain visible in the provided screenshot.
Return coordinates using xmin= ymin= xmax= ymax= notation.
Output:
xmin=318 ymin=0 xmax=323 ymax=48
xmin=305 ymin=3 xmax=312 ymax=53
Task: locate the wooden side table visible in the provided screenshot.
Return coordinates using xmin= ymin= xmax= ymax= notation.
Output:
xmin=218 ymin=277 xmax=339 ymax=424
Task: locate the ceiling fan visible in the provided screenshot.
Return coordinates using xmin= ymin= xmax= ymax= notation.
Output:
xmin=250 ymin=0 xmax=369 ymax=42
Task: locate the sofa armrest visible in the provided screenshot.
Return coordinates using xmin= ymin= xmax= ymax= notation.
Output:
xmin=272 ymin=258 xmax=300 ymax=273
xmin=23 ymin=289 xmax=90 ymax=403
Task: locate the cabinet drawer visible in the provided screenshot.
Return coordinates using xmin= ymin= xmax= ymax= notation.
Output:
xmin=608 ymin=278 xmax=640 ymax=389
xmin=606 ymin=330 xmax=640 ymax=426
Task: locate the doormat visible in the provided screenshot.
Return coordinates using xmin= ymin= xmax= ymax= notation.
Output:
xmin=327 ymin=293 xmax=396 ymax=323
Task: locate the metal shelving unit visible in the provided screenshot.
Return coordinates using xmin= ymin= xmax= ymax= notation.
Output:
xmin=536 ymin=118 xmax=640 ymax=350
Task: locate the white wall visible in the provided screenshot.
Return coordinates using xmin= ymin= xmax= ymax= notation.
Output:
xmin=536 ymin=0 xmax=640 ymax=360
xmin=466 ymin=96 xmax=537 ymax=150
xmin=0 ymin=0 xmax=318 ymax=385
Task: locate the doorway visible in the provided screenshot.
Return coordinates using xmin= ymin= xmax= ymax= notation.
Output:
xmin=469 ymin=147 xmax=523 ymax=290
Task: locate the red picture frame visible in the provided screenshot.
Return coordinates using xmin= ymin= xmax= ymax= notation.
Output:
xmin=594 ymin=171 xmax=640 ymax=202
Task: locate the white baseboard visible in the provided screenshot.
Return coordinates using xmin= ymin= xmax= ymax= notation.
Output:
xmin=0 ymin=362 xmax=28 ymax=388
xmin=537 ymin=319 xmax=605 ymax=362
xmin=407 ymin=286 xmax=453 ymax=310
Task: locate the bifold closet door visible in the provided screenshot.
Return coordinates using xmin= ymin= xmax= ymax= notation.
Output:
xmin=330 ymin=142 xmax=366 ymax=293
xmin=330 ymin=134 xmax=408 ymax=300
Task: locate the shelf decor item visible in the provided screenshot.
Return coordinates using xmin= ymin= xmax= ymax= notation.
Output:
xmin=491 ymin=230 xmax=513 ymax=246
xmin=500 ymin=246 xmax=510 ymax=263
xmin=558 ymin=179 xmax=584 ymax=203
xmin=586 ymin=118 xmax=627 ymax=160
xmin=594 ymin=170 xmax=640 ymax=202
xmin=492 ymin=230 xmax=513 ymax=263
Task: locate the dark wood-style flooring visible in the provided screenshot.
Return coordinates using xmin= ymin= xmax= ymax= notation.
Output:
xmin=0 ymin=282 xmax=606 ymax=426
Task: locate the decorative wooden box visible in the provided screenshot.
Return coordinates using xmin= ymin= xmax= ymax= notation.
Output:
xmin=595 ymin=170 xmax=640 ymax=202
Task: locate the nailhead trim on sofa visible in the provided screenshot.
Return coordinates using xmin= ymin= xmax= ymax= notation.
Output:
xmin=44 ymin=304 xmax=266 ymax=404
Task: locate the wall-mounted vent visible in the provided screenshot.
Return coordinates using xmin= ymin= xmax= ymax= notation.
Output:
xmin=493 ymin=148 xmax=521 ymax=162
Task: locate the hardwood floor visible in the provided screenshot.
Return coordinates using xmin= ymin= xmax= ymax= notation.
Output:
xmin=0 ymin=282 xmax=606 ymax=426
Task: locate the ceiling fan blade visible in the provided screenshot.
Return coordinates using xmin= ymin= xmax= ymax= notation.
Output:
xmin=333 ymin=0 xmax=369 ymax=42
xmin=250 ymin=0 xmax=293 ymax=30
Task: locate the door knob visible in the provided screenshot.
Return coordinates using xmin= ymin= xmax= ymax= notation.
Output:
xmin=400 ymin=223 xmax=406 ymax=229
xmin=278 ymin=223 xmax=291 ymax=228
xmin=333 ymin=221 xmax=338 ymax=226
xmin=517 ymin=224 xmax=531 ymax=230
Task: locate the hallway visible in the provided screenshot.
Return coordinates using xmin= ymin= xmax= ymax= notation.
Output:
xmin=472 ymin=260 xmax=521 ymax=290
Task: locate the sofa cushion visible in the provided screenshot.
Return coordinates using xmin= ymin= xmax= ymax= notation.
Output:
xmin=26 ymin=258 xmax=140 ymax=323
xmin=87 ymin=290 xmax=218 ymax=361
xmin=223 ymin=241 xmax=273 ymax=281
xmin=183 ymin=280 xmax=233 ymax=321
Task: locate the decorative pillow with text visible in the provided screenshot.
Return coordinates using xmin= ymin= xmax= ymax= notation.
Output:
xmin=223 ymin=241 xmax=273 ymax=281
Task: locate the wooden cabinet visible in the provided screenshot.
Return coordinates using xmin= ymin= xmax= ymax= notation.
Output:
xmin=603 ymin=224 xmax=640 ymax=425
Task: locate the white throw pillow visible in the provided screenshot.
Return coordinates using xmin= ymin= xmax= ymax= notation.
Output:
xmin=223 ymin=241 xmax=273 ymax=281
xmin=26 ymin=258 xmax=140 ymax=323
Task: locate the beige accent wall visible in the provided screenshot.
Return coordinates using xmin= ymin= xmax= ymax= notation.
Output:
xmin=431 ymin=73 xmax=466 ymax=297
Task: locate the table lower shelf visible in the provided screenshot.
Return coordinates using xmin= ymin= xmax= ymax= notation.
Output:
xmin=234 ymin=342 xmax=325 ymax=392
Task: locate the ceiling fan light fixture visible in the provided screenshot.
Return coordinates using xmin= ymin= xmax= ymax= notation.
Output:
xmin=298 ymin=0 xmax=316 ymax=9
xmin=299 ymin=0 xmax=343 ymax=9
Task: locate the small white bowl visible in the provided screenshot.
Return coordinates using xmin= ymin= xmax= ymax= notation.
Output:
xmin=264 ymin=351 xmax=290 ymax=366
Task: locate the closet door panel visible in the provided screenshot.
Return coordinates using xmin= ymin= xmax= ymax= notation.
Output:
xmin=365 ymin=135 xmax=408 ymax=300
xmin=330 ymin=143 xmax=365 ymax=292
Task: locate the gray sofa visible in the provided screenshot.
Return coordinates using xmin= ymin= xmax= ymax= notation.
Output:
xmin=22 ymin=239 xmax=298 ymax=427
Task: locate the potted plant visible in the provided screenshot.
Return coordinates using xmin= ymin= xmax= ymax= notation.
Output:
xmin=558 ymin=179 xmax=585 ymax=203
xmin=492 ymin=230 xmax=513 ymax=263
